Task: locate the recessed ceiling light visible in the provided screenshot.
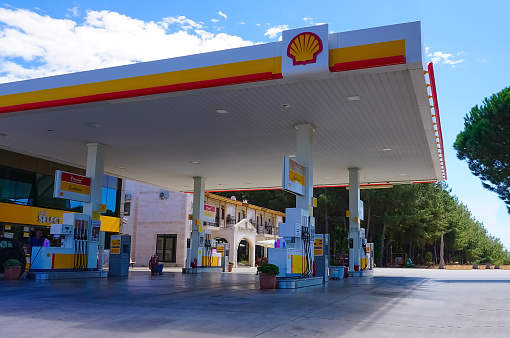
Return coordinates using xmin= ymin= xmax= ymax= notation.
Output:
xmin=400 ymin=174 xmax=407 ymax=176
xmin=346 ymin=96 xmax=361 ymax=101
xmin=382 ymin=148 xmax=392 ymax=151
xmin=118 ymin=166 xmax=126 ymax=169
xmin=289 ymin=155 xmax=296 ymax=158
xmin=245 ymin=182 xmax=252 ymax=184
xmin=281 ymin=104 xmax=290 ymax=108
xmin=191 ymin=161 xmax=200 ymax=164
xmin=216 ymin=109 xmax=228 ymax=114
xmin=324 ymin=178 xmax=331 ymax=180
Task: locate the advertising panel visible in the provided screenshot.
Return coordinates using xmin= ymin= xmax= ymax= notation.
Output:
xmin=282 ymin=156 xmax=306 ymax=196
xmin=110 ymin=235 xmax=121 ymax=254
xmin=203 ymin=204 xmax=216 ymax=223
xmin=53 ymin=170 xmax=92 ymax=203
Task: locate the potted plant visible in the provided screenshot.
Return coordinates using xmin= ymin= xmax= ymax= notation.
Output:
xmin=3 ymin=259 xmax=22 ymax=280
xmin=228 ymin=262 xmax=233 ymax=272
xmin=257 ymin=263 xmax=279 ymax=289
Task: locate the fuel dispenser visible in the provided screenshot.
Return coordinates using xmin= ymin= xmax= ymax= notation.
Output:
xmin=217 ymin=243 xmax=230 ymax=272
xmin=108 ymin=234 xmax=131 ymax=277
xmin=30 ymin=213 xmax=100 ymax=271
xmin=268 ymin=208 xmax=315 ymax=278
xmin=198 ymin=230 xmax=222 ymax=268
xmin=350 ymin=228 xmax=374 ymax=272
xmin=313 ymin=234 xmax=329 ymax=282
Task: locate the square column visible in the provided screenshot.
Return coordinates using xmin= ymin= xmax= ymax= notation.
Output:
xmin=189 ymin=176 xmax=205 ymax=268
xmin=295 ymin=124 xmax=315 ymax=275
xmin=348 ymin=168 xmax=361 ymax=273
xmin=295 ymin=124 xmax=314 ymax=211
xmin=83 ymin=143 xmax=106 ymax=270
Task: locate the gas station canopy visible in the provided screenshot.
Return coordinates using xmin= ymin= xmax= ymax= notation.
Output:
xmin=0 ymin=21 xmax=444 ymax=192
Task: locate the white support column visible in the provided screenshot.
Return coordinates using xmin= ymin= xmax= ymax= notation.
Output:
xmin=83 ymin=143 xmax=106 ymax=270
xmin=189 ymin=176 xmax=205 ymax=268
xmin=295 ymin=124 xmax=315 ymax=275
xmin=348 ymin=168 xmax=361 ymax=273
xmin=295 ymin=124 xmax=314 ymax=211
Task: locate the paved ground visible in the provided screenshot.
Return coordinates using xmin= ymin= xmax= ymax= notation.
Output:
xmin=1 ymin=267 xmax=510 ymax=337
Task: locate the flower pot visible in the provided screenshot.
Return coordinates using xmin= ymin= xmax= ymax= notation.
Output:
xmin=4 ymin=266 xmax=21 ymax=280
xmin=228 ymin=264 xmax=233 ymax=272
xmin=259 ymin=272 xmax=277 ymax=289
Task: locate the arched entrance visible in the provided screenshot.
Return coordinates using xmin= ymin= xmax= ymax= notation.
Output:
xmin=237 ymin=239 xmax=250 ymax=266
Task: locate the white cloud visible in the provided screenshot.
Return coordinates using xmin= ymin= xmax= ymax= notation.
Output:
xmin=255 ymin=23 xmax=261 ymax=26
xmin=240 ymin=22 xmax=245 ymax=25
xmin=161 ymin=15 xmax=203 ymax=30
xmin=427 ymin=50 xmax=464 ymax=67
xmin=66 ymin=6 xmax=79 ymax=18
xmin=264 ymin=24 xmax=289 ymax=39
xmin=0 ymin=8 xmax=256 ymax=83
xmin=211 ymin=18 xmax=219 ymax=23
xmin=303 ymin=16 xmax=313 ymax=24
xmin=218 ymin=11 xmax=227 ymax=20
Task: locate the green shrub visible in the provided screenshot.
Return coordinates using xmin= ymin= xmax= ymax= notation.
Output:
xmin=3 ymin=259 xmax=22 ymax=267
xmin=425 ymin=252 xmax=433 ymax=262
xmin=257 ymin=263 xmax=279 ymax=275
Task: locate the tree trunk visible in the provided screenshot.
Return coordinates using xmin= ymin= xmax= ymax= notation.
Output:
xmin=379 ymin=222 xmax=387 ymax=267
xmin=439 ymin=232 xmax=445 ymax=269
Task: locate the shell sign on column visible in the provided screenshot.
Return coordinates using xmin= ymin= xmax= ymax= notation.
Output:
xmin=287 ymin=32 xmax=324 ymax=66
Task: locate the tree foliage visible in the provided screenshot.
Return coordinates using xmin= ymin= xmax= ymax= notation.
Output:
xmin=454 ymin=86 xmax=510 ymax=212
xmin=220 ymin=183 xmax=510 ymax=266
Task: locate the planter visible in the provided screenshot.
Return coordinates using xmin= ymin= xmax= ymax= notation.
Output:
xmin=4 ymin=266 xmax=21 ymax=280
xmin=329 ymin=266 xmax=345 ymax=279
xmin=259 ymin=272 xmax=277 ymax=289
xmin=228 ymin=264 xmax=233 ymax=272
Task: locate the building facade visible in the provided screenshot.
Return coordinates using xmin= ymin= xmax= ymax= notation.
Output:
xmin=0 ymin=148 xmax=121 ymax=252
xmin=123 ymin=180 xmax=284 ymax=268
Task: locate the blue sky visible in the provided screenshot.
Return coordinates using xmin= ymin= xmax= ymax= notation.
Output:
xmin=1 ymin=1 xmax=510 ymax=248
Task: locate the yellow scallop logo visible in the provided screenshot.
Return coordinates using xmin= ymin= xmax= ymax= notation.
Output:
xmin=287 ymin=32 xmax=324 ymax=66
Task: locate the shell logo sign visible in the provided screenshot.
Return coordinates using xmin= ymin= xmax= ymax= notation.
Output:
xmin=287 ymin=32 xmax=323 ymax=66
xmin=281 ymin=24 xmax=329 ymax=78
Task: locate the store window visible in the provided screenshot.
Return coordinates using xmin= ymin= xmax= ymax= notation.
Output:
xmin=124 ymin=201 xmax=131 ymax=216
xmin=0 ymin=165 xmax=120 ymax=215
xmin=156 ymin=234 xmax=177 ymax=263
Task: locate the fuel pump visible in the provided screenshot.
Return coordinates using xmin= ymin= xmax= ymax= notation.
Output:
xmin=30 ymin=213 xmax=99 ymax=271
xmin=359 ymin=228 xmax=367 ymax=270
xmin=268 ymin=208 xmax=315 ymax=278
xmin=203 ymin=231 xmax=212 ymax=267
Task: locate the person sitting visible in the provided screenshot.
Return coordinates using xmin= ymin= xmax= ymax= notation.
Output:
xmin=29 ymin=230 xmax=45 ymax=250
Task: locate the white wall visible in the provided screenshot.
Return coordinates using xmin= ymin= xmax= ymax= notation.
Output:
xmin=123 ymin=181 xmax=192 ymax=267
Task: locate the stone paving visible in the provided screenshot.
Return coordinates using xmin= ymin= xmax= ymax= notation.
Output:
xmin=1 ymin=267 xmax=510 ymax=337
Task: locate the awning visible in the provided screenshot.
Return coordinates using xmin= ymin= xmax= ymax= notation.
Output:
xmin=256 ymin=240 xmax=276 ymax=248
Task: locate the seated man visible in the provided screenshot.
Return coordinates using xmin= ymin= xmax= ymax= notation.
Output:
xmin=29 ymin=230 xmax=45 ymax=250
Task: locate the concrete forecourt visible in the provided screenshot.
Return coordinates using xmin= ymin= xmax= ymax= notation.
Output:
xmin=1 ymin=268 xmax=509 ymax=337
